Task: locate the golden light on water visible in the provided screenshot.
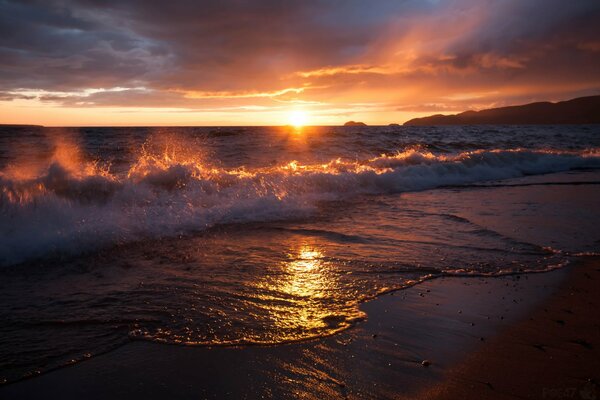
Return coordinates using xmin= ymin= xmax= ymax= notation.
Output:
xmin=252 ymin=241 xmax=363 ymax=342
xmin=282 ymin=245 xmax=327 ymax=297
xmin=289 ymin=246 xmax=321 ymax=271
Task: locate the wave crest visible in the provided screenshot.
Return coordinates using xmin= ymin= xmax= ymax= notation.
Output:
xmin=1 ymin=144 xmax=599 ymax=265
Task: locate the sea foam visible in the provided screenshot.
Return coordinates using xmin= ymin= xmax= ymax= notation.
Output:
xmin=1 ymin=145 xmax=599 ymax=265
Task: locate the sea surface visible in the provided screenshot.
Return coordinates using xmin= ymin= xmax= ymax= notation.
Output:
xmin=1 ymin=124 xmax=599 ymax=383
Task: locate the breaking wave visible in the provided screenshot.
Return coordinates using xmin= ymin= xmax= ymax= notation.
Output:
xmin=1 ymin=140 xmax=599 ymax=265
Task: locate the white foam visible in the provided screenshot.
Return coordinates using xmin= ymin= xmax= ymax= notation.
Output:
xmin=1 ymin=148 xmax=599 ymax=265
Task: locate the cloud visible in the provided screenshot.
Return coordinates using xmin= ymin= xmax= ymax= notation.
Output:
xmin=0 ymin=0 xmax=599 ymax=120
xmin=34 ymin=87 xmax=321 ymax=111
xmin=0 ymin=91 xmax=36 ymax=101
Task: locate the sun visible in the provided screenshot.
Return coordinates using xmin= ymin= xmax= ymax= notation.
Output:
xmin=288 ymin=110 xmax=309 ymax=128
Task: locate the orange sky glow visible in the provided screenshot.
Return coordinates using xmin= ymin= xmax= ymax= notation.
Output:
xmin=0 ymin=1 xmax=598 ymax=126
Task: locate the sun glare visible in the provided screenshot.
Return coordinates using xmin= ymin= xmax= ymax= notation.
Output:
xmin=289 ymin=111 xmax=308 ymax=128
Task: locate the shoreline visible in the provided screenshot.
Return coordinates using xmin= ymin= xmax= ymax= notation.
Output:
xmin=419 ymin=255 xmax=600 ymax=400
xmin=3 ymin=257 xmax=596 ymax=399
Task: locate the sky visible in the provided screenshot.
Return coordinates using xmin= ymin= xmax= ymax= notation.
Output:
xmin=0 ymin=0 xmax=599 ymax=126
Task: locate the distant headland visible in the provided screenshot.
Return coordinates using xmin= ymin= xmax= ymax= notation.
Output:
xmin=0 ymin=124 xmax=44 ymax=128
xmin=403 ymin=95 xmax=600 ymax=126
xmin=344 ymin=121 xmax=367 ymax=126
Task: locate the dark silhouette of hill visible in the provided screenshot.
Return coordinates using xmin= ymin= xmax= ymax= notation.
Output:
xmin=344 ymin=121 xmax=367 ymax=126
xmin=0 ymin=124 xmax=44 ymax=128
xmin=403 ymin=95 xmax=600 ymax=126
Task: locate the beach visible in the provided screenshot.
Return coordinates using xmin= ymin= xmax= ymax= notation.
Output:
xmin=2 ymin=256 xmax=598 ymax=399
xmin=420 ymin=256 xmax=600 ymax=400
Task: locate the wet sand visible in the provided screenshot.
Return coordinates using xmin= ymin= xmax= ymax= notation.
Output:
xmin=3 ymin=257 xmax=597 ymax=399
xmin=420 ymin=256 xmax=600 ymax=400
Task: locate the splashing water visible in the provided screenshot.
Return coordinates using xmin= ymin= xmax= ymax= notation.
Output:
xmin=1 ymin=127 xmax=599 ymax=265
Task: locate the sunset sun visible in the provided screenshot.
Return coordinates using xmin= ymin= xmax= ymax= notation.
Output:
xmin=288 ymin=111 xmax=309 ymax=128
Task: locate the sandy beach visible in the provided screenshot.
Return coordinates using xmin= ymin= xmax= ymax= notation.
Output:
xmin=1 ymin=256 xmax=597 ymax=399
xmin=420 ymin=256 xmax=600 ymax=400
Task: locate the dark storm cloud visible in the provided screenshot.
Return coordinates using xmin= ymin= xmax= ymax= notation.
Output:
xmin=435 ymin=1 xmax=600 ymax=78
xmin=0 ymin=0 xmax=599 ymax=108
xmin=447 ymin=1 xmax=599 ymax=53
xmin=0 ymin=0 xmax=172 ymax=91
xmin=0 ymin=0 xmax=447 ymax=93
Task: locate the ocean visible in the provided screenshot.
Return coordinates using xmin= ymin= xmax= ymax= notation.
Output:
xmin=1 ymin=124 xmax=599 ymax=384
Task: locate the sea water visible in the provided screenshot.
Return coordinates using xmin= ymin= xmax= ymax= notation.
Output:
xmin=0 ymin=124 xmax=599 ymax=383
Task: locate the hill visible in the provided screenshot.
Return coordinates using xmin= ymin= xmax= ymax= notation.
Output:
xmin=403 ymin=95 xmax=600 ymax=126
xmin=344 ymin=121 xmax=367 ymax=126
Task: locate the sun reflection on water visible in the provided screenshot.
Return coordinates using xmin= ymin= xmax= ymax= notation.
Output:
xmin=281 ymin=245 xmax=327 ymax=298
xmin=253 ymin=242 xmax=364 ymax=342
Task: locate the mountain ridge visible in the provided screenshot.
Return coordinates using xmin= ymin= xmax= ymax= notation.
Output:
xmin=403 ymin=95 xmax=600 ymax=125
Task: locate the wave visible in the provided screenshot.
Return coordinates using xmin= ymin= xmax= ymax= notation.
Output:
xmin=1 ymin=144 xmax=599 ymax=265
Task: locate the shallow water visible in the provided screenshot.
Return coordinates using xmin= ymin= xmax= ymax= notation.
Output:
xmin=0 ymin=125 xmax=599 ymax=383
